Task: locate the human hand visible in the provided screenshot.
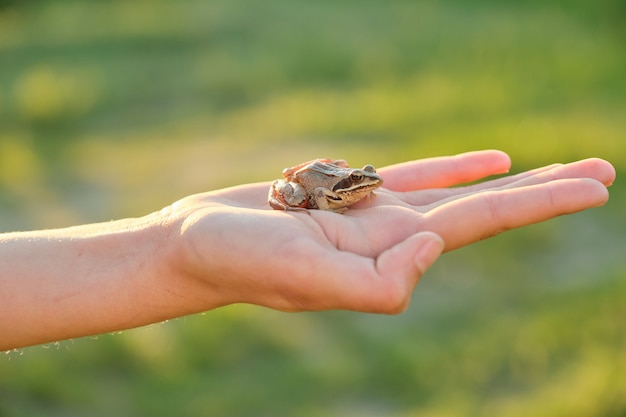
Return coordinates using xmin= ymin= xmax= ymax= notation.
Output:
xmin=164 ymin=150 xmax=615 ymax=315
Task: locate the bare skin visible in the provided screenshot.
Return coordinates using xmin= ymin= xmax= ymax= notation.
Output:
xmin=0 ymin=150 xmax=616 ymax=350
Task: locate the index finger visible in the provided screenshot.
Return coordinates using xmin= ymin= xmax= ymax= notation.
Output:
xmin=378 ymin=150 xmax=511 ymax=192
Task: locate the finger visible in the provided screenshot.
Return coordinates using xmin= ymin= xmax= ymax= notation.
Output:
xmin=379 ymin=150 xmax=511 ymax=192
xmin=401 ymin=158 xmax=615 ymax=208
xmin=423 ymin=178 xmax=610 ymax=251
xmin=497 ymin=158 xmax=616 ymax=189
xmin=388 ymin=164 xmax=560 ymax=208
xmin=336 ymin=232 xmax=444 ymax=314
xmin=453 ymin=158 xmax=615 ymax=198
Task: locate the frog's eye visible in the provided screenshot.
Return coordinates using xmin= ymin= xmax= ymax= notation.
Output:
xmin=350 ymin=172 xmax=364 ymax=183
xmin=363 ymin=164 xmax=376 ymax=173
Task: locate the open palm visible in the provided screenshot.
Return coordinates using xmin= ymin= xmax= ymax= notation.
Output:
xmin=169 ymin=150 xmax=615 ymax=315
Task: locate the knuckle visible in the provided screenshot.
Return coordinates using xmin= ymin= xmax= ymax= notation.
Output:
xmin=376 ymin=282 xmax=411 ymax=314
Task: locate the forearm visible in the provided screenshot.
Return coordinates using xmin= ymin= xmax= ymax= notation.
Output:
xmin=0 ymin=212 xmax=208 ymax=350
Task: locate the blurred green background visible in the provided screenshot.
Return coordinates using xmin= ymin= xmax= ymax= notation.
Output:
xmin=0 ymin=0 xmax=625 ymax=416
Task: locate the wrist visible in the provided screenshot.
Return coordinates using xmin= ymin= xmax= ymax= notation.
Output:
xmin=151 ymin=202 xmax=229 ymax=316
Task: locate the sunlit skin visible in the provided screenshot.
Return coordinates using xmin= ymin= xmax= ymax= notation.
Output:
xmin=0 ymin=150 xmax=615 ymax=350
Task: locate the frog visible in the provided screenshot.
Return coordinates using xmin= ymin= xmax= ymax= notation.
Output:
xmin=268 ymin=158 xmax=383 ymax=213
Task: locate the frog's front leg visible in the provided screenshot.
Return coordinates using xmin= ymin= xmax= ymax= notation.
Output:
xmin=268 ymin=180 xmax=309 ymax=210
xmin=312 ymin=187 xmax=347 ymax=213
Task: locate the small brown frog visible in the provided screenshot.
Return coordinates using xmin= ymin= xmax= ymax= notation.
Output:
xmin=268 ymin=159 xmax=383 ymax=213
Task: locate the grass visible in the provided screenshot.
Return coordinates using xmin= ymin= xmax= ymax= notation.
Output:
xmin=0 ymin=1 xmax=624 ymax=416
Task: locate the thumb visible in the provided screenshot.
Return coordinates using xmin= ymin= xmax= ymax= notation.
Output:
xmin=372 ymin=231 xmax=444 ymax=314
